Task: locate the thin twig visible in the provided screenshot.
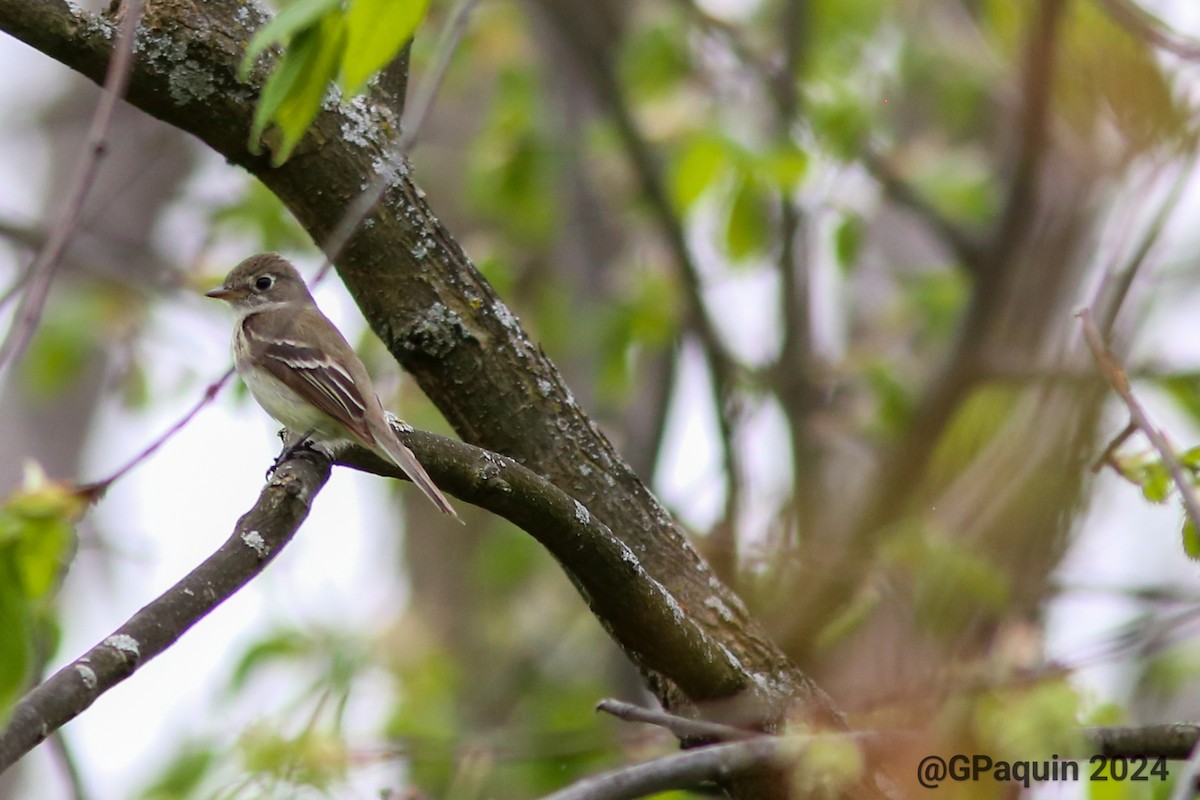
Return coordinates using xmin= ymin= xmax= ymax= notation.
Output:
xmin=313 ymin=0 xmax=481 ymax=284
xmin=1097 ymin=0 xmax=1200 ymax=61
xmin=0 ymin=0 xmax=144 ymax=374
xmin=48 ymin=732 xmax=90 ymax=800
xmin=861 ymin=147 xmax=985 ymax=270
xmin=1091 ymin=421 xmax=1136 ymax=474
xmin=1094 ymin=151 xmax=1197 ymax=336
xmin=539 ymin=735 xmax=808 ymax=800
xmin=1077 ymin=308 xmax=1200 ymax=531
xmin=595 ymin=698 xmax=760 ymax=742
xmin=76 ymin=368 xmax=235 ymax=501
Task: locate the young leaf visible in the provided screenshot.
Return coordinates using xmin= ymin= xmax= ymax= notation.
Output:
xmin=1182 ymin=519 xmax=1200 ymax=561
xmin=0 ymin=561 xmax=31 ymax=724
xmin=341 ymin=0 xmax=431 ymax=95
xmin=724 ymin=174 xmax=772 ymax=261
xmin=256 ymin=12 xmax=348 ymax=165
xmin=241 ymin=0 xmax=342 ymax=77
xmin=250 ymin=25 xmax=320 ymax=155
xmin=834 ymin=214 xmax=863 ymax=274
xmin=669 ymin=134 xmax=727 ymax=213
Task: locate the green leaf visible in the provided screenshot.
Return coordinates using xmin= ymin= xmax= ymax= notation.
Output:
xmin=1182 ymin=520 xmax=1200 ymax=561
xmin=241 ymin=0 xmax=342 ymax=77
xmin=724 ymin=174 xmax=772 ymax=261
xmin=276 ymin=14 xmax=346 ymax=163
xmin=808 ymin=88 xmax=872 ymax=161
xmin=757 ymin=144 xmax=809 ymax=189
xmin=833 ymin=214 xmax=863 ymax=274
xmin=669 ymin=135 xmax=727 ymax=212
xmin=252 ymin=12 xmax=347 ymax=165
xmin=250 ymin=28 xmax=316 ymax=155
xmin=1140 ymin=460 xmax=1172 ymax=503
xmin=620 ymin=24 xmax=691 ymax=100
xmin=863 ymin=361 xmax=912 ymax=438
xmin=1182 ymin=445 xmax=1200 ymax=472
xmin=0 ymin=559 xmax=31 ymax=725
xmin=341 ymin=0 xmax=430 ymax=95
xmin=1158 ymin=373 xmax=1200 ymax=426
xmin=0 ymin=466 xmax=81 ymax=598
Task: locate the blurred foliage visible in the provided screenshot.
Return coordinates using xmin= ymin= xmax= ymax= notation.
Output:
xmin=0 ymin=464 xmax=79 ymax=723
xmin=210 ymin=179 xmax=311 ymax=254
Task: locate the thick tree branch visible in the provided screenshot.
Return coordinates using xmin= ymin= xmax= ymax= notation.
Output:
xmin=0 ymin=452 xmax=332 ymax=774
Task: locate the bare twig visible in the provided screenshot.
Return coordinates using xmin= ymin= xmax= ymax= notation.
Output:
xmin=1090 ymin=421 xmax=1136 ymax=474
xmin=1093 ymin=151 xmax=1196 ymax=336
xmin=539 ymin=735 xmax=808 ymax=800
xmin=0 ymin=0 xmax=144 ymax=374
xmin=595 ymin=698 xmax=760 ymax=742
xmin=1077 ymin=308 xmax=1200 ymax=531
xmin=76 ymin=368 xmax=235 ymax=502
xmin=48 ymin=732 xmax=90 ymax=800
xmin=1089 ymin=724 xmax=1200 ymax=761
xmin=313 ymin=0 xmax=480 ymax=284
xmin=861 ymin=147 xmax=986 ymax=270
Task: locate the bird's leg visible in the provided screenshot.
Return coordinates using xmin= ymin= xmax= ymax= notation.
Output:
xmin=266 ymin=428 xmax=318 ymax=479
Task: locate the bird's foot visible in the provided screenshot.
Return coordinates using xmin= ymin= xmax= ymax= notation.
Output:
xmin=267 ymin=428 xmax=318 ymax=479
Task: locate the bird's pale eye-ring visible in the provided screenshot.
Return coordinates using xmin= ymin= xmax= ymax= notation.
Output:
xmin=254 ymin=275 xmax=274 ymax=292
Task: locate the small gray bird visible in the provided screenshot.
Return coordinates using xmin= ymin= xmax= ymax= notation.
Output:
xmin=206 ymin=253 xmax=457 ymax=517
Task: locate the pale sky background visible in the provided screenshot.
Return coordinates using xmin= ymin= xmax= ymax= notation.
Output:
xmin=1 ymin=1 xmax=1200 ymax=798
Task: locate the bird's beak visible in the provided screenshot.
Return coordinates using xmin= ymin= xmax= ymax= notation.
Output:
xmin=205 ymin=286 xmax=235 ymax=300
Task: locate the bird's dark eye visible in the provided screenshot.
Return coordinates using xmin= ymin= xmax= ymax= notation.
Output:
xmin=254 ymin=275 xmax=274 ymax=291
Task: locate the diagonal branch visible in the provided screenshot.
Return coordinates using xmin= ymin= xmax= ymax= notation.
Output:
xmin=0 ymin=451 xmax=333 ymax=773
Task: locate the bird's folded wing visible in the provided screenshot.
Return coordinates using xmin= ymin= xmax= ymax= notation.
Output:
xmin=241 ymin=314 xmax=374 ymax=443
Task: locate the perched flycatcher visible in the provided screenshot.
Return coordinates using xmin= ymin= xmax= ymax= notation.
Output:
xmin=206 ymin=253 xmax=457 ymax=517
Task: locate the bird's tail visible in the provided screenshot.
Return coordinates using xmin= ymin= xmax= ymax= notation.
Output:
xmin=374 ymin=428 xmax=459 ymax=519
